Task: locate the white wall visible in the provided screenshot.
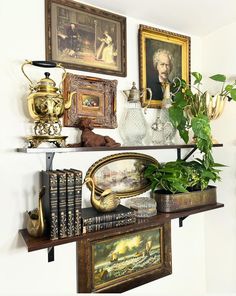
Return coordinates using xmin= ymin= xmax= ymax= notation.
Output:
xmin=203 ymin=22 xmax=236 ymax=296
xmin=0 ymin=0 xmax=232 ymax=295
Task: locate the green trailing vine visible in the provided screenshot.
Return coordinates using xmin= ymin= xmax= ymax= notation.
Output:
xmin=145 ymin=72 xmax=229 ymax=194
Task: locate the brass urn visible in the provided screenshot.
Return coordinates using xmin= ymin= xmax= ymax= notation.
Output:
xmin=21 ymin=60 xmax=76 ymax=147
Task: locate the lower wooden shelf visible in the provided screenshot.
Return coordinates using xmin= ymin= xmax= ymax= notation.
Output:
xmin=19 ymin=203 xmax=224 ymax=252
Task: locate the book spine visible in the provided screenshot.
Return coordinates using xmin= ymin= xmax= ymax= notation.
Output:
xmin=82 ymin=210 xmax=135 ymax=226
xmin=65 ymin=170 xmax=75 ymax=237
xmin=71 ymin=169 xmax=82 ymax=236
xmin=57 ymin=171 xmax=67 ymax=239
xmin=82 ymin=217 xmax=136 ymax=234
xmin=41 ymin=170 xmax=59 ymax=240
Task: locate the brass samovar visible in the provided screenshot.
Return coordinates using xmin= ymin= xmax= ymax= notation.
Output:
xmin=21 ymin=60 xmax=76 ymax=148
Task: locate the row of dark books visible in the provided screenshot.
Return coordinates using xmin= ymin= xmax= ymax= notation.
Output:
xmin=41 ymin=169 xmax=136 ymax=238
xmin=81 ymin=204 xmax=136 ymax=233
xmin=41 ymin=169 xmax=82 ymax=240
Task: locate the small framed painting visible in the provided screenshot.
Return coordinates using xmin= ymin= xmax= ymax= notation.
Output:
xmin=77 ymin=221 xmax=172 ymax=293
xmin=45 ymin=0 xmax=127 ymax=76
xmin=139 ymin=24 xmax=191 ymax=108
xmin=63 ymin=73 xmax=117 ymax=129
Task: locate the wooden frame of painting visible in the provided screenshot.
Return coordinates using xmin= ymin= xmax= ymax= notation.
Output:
xmin=85 ymin=152 xmax=159 ymax=198
xmin=63 ymin=73 xmax=117 ymax=128
xmin=45 ymin=0 xmax=127 ymax=76
xmin=77 ymin=221 xmax=172 ymax=293
xmin=139 ymin=24 xmax=191 ymax=108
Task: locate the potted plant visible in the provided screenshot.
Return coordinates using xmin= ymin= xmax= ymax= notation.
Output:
xmin=145 ymin=72 xmax=228 ymax=212
xmin=144 ymin=158 xmax=222 ymax=212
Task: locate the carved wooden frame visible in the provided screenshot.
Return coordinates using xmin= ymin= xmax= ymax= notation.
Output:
xmin=45 ymin=0 xmax=127 ymax=76
xmin=63 ymin=73 xmax=117 ymax=128
xmin=77 ymin=221 xmax=172 ymax=293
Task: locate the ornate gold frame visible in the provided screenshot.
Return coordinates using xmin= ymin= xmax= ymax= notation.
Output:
xmin=63 ymin=73 xmax=117 ymax=128
xmin=85 ymin=152 xmax=158 ymax=198
xmin=139 ymin=24 xmax=191 ymax=108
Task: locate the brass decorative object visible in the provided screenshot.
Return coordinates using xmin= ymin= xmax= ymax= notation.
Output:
xmin=152 ymin=185 xmax=217 ymax=213
xmin=205 ymin=92 xmax=226 ymax=120
xmin=84 ymin=177 xmax=120 ymax=212
xmin=187 ymin=91 xmax=226 ymax=143
xmin=21 ymin=60 xmax=76 ymax=147
xmin=26 ymin=187 xmax=45 ymax=237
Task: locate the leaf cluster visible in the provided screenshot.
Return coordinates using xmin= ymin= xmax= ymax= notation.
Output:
xmin=145 ymin=160 xmax=223 ymax=194
xmin=169 ymin=73 xmax=215 ymax=167
xmin=145 ymin=71 xmax=227 ymax=194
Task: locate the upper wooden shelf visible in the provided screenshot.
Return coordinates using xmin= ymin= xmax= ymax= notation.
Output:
xmin=19 ymin=202 xmax=224 ymax=252
xmin=17 ymin=143 xmax=223 ymax=154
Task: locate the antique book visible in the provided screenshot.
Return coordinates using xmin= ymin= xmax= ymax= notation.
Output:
xmin=56 ymin=170 xmax=67 ymax=238
xmin=81 ymin=204 xmax=135 ymax=226
xmin=41 ymin=170 xmax=59 ymax=240
xmin=70 ymin=168 xmax=83 ymax=236
xmin=82 ymin=217 xmax=136 ymax=233
xmin=64 ymin=169 xmax=75 ymax=237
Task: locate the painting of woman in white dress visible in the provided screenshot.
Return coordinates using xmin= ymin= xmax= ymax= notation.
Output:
xmin=96 ymin=31 xmax=117 ymax=64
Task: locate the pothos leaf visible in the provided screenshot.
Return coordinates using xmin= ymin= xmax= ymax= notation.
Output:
xmin=192 ymin=72 xmax=203 ymax=85
xmin=168 ymin=106 xmax=183 ymax=128
xmin=209 ymin=74 xmax=226 ymax=82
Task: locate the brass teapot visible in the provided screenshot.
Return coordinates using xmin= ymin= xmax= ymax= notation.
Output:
xmin=21 ymin=60 xmax=76 ymax=147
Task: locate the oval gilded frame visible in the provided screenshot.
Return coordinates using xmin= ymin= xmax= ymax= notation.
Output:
xmin=85 ymin=152 xmax=158 ymax=198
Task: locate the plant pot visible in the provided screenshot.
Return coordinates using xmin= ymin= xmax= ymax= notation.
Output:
xmin=151 ymin=185 xmax=217 ymax=213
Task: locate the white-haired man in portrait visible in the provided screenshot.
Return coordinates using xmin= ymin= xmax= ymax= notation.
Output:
xmin=148 ymin=48 xmax=174 ymax=100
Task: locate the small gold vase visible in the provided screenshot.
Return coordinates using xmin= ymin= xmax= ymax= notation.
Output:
xmin=187 ymin=92 xmax=226 ymax=144
xmin=26 ymin=187 xmax=45 ymax=237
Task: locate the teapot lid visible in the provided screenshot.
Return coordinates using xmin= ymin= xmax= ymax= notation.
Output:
xmin=127 ymin=82 xmax=140 ymax=102
xmin=36 ymin=72 xmax=58 ymax=92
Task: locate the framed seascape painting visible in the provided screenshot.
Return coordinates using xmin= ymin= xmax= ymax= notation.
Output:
xmin=139 ymin=24 xmax=191 ymax=108
xmin=77 ymin=222 xmax=172 ymax=293
xmin=45 ymin=0 xmax=127 ymax=76
xmin=85 ymin=152 xmax=159 ymax=198
xmin=63 ymin=73 xmax=118 ymax=129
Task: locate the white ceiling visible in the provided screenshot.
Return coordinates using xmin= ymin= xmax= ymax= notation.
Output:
xmin=81 ymin=0 xmax=236 ymax=36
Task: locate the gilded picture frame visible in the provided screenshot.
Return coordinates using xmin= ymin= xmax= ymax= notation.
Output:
xmin=63 ymin=73 xmax=117 ymax=128
xmin=85 ymin=152 xmax=159 ymax=198
xmin=45 ymin=0 xmax=127 ymax=76
xmin=139 ymin=24 xmax=191 ymax=108
xmin=77 ymin=222 xmax=172 ymax=293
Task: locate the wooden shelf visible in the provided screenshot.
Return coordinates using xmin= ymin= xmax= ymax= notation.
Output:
xmin=19 ymin=202 xmax=224 ymax=252
xmin=17 ymin=143 xmax=223 ymax=154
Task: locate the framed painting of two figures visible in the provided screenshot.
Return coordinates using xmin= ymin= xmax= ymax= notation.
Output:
xmin=45 ymin=0 xmax=127 ymax=76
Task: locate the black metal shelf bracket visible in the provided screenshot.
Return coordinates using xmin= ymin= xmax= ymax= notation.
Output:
xmin=46 ymin=152 xmax=55 ymax=171
xmin=177 ymin=148 xmax=181 ymax=160
xmin=48 ymin=246 xmax=54 ymax=262
xmin=182 ymin=147 xmax=197 ymax=161
xmin=179 ymin=216 xmax=189 ymax=227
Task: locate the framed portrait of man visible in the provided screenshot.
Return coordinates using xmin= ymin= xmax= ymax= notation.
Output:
xmin=139 ymin=25 xmax=191 ymax=108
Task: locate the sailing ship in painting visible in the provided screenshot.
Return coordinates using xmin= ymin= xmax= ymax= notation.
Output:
xmin=93 ymin=228 xmax=161 ymax=288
